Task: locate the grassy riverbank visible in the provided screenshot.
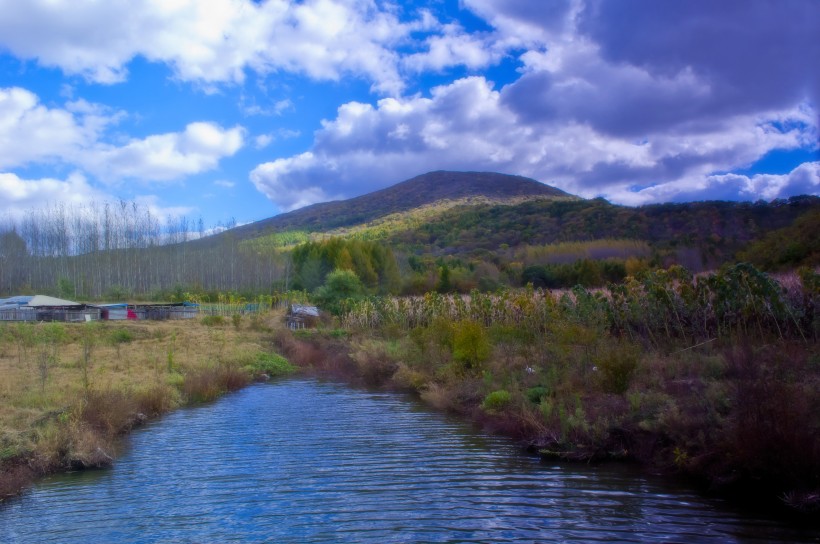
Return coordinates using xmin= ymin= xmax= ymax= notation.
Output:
xmin=274 ymin=265 xmax=820 ymax=516
xmin=0 ymin=313 xmax=294 ymax=500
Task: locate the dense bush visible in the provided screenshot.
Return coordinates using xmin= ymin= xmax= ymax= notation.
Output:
xmin=251 ymin=353 xmax=296 ymax=377
xmin=314 ymin=269 xmax=366 ymax=315
xmin=452 ymin=320 xmax=491 ymax=372
xmin=201 ymin=315 xmax=224 ymax=327
xmin=181 ymin=364 xmax=249 ymax=404
xmin=595 ymin=342 xmax=640 ymax=394
xmin=482 ymin=390 xmax=512 ymax=413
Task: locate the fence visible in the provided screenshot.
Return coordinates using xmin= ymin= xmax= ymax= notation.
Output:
xmin=0 ymin=308 xmax=100 ymax=322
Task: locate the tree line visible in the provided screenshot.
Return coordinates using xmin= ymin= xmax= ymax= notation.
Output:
xmin=0 ymin=201 xmax=288 ymax=299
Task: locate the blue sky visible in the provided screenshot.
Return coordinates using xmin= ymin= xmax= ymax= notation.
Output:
xmin=0 ymin=0 xmax=817 ymax=230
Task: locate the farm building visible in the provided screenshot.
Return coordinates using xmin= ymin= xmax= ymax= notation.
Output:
xmin=0 ymin=296 xmax=199 ymax=322
xmin=94 ymin=303 xmax=130 ymax=320
xmin=94 ymin=302 xmax=199 ymax=320
xmin=286 ymin=304 xmax=320 ymax=330
xmin=0 ymin=295 xmax=101 ymax=322
xmin=126 ymin=302 xmax=199 ymax=321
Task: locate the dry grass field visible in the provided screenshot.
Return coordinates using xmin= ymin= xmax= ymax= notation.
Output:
xmin=0 ymin=311 xmax=291 ymax=499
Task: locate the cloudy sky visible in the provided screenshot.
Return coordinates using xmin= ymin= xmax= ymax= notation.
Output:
xmin=1 ymin=0 xmax=818 ymax=228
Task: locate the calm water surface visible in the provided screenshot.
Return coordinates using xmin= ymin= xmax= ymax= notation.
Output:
xmin=1 ymin=378 xmax=817 ymax=543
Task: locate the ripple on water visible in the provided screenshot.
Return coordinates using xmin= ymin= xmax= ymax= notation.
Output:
xmin=1 ymin=379 xmax=817 ymax=543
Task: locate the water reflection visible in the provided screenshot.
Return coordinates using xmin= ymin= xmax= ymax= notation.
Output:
xmin=1 ymin=379 xmax=817 ymax=543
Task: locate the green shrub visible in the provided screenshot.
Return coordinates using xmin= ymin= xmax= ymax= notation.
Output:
xmin=539 ymin=397 xmax=555 ymax=419
xmin=391 ymin=364 xmax=428 ymax=392
xmin=489 ymin=324 xmax=535 ymax=345
xmin=110 ymin=328 xmax=134 ymax=345
xmin=251 ymin=353 xmax=296 ymax=377
xmin=526 ymin=386 xmax=548 ymax=404
xmin=201 ymin=315 xmax=224 ymax=327
xmin=166 ymin=372 xmax=184 ymax=388
xmin=482 ymin=389 xmax=512 ymax=413
xmin=453 ymin=320 xmax=491 ymax=371
xmin=314 ymin=269 xmax=365 ymax=315
xmin=596 ymin=342 xmax=640 ymax=394
xmin=0 ymin=445 xmax=19 ymax=462
xmin=231 ymin=314 xmax=242 ymax=329
xmin=410 ymin=318 xmax=454 ymax=351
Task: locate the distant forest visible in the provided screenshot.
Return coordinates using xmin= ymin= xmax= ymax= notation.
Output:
xmin=0 ymin=202 xmax=289 ymax=299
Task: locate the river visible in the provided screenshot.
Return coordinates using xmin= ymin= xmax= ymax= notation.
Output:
xmin=1 ymin=378 xmax=817 ymax=543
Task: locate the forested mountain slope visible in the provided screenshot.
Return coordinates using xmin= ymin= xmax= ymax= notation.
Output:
xmin=227 ymin=171 xmax=818 ymax=271
xmin=388 ymin=195 xmax=820 ymax=269
xmin=219 ymin=171 xmax=574 ymax=241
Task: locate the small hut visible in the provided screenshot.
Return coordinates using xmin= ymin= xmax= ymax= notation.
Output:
xmin=286 ymin=304 xmax=320 ymax=330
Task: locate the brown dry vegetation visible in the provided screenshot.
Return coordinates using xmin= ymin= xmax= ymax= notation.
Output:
xmin=0 ymin=311 xmax=289 ymax=500
xmin=278 ymin=326 xmax=820 ymax=515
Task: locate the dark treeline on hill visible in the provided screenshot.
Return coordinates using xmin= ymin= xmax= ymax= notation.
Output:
xmin=0 ymin=201 xmax=289 ymax=300
xmin=738 ymin=209 xmax=820 ymax=270
xmin=386 ymin=195 xmax=820 ymax=292
xmin=0 ymin=171 xmax=818 ymax=299
xmin=393 ymin=196 xmax=819 ymax=265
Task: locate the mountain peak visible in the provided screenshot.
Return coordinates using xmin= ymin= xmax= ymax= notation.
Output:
xmin=374 ymin=171 xmax=571 ymax=201
xmin=228 ymin=171 xmax=574 ymax=240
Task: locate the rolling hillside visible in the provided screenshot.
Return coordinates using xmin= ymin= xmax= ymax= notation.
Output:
xmin=223 ymin=171 xmax=574 ymax=240
xmin=387 ymin=196 xmax=820 ymax=268
xmin=226 ymin=169 xmax=819 ymax=273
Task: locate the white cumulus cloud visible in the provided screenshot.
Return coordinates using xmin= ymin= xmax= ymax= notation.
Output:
xmin=403 ymin=24 xmax=504 ymax=73
xmin=81 ymin=122 xmax=245 ymax=183
xmin=0 ymin=87 xmax=108 ymax=169
xmin=0 ymin=0 xmax=434 ymax=94
xmin=0 ymin=172 xmax=108 ymax=219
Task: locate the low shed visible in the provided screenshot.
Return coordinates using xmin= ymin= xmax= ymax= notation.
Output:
xmin=95 ymin=303 xmax=129 ymax=320
xmin=26 ymin=295 xmax=100 ymax=322
xmin=286 ymin=304 xmax=320 ymax=330
xmin=128 ymin=302 xmax=199 ymax=320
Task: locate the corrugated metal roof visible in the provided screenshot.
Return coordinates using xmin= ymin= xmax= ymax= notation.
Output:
xmin=0 ymin=296 xmax=33 ymax=306
xmin=291 ymin=304 xmax=320 ymax=317
xmin=27 ymin=295 xmax=83 ymax=307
